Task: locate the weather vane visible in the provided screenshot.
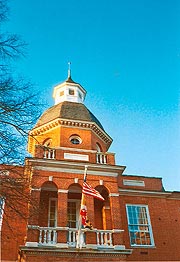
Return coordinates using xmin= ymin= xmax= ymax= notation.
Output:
xmin=68 ymin=61 xmax=71 ymax=78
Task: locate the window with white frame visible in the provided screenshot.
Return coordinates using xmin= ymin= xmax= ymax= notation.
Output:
xmin=69 ymin=88 xmax=75 ymax=95
xmin=67 ymin=200 xmax=80 ymax=228
xmin=126 ymin=204 xmax=154 ymax=246
xmin=48 ymin=198 xmax=57 ymax=227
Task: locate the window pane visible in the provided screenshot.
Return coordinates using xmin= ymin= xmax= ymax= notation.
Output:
xmin=67 ymin=201 xmax=78 ymax=228
xmin=69 ymin=89 xmax=74 ymax=95
xmin=49 ymin=199 xmax=57 ymax=227
xmin=126 ymin=205 xmax=154 ymax=246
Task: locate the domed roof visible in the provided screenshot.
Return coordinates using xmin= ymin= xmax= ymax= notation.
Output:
xmin=35 ymin=101 xmax=104 ymax=131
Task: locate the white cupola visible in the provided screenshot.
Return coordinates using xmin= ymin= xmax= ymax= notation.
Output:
xmin=53 ymin=64 xmax=87 ymax=105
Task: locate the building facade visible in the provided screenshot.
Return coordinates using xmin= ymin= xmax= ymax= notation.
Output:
xmin=1 ymin=72 xmax=180 ymax=262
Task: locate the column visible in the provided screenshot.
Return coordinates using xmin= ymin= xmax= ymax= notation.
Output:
xmin=57 ymin=189 xmax=68 ymax=244
xmin=109 ymin=193 xmax=124 ymax=246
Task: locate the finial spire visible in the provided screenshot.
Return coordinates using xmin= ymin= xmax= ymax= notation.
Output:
xmin=68 ymin=61 xmax=71 ymax=78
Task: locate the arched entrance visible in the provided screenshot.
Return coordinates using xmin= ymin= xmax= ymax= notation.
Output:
xmin=38 ymin=181 xmax=58 ymax=227
xmin=94 ymin=186 xmax=111 ymax=230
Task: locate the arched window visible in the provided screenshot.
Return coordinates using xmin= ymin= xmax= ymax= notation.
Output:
xmin=43 ymin=138 xmax=52 ymax=147
xmin=96 ymin=143 xmax=102 ymax=152
xmin=69 ymin=135 xmax=82 ymax=145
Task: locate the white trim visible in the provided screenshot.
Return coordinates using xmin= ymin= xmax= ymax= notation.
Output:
xmin=119 ymin=188 xmax=171 ymax=197
xmin=104 ymin=206 xmax=111 ymax=210
xmin=49 ymin=176 xmax=53 ymax=181
xmin=31 ymin=188 xmax=41 ymax=191
xmin=25 ymin=241 xmax=39 ymax=247
xmin=69 ymin=135 xmax=82 ymax=145
xmin=74 ymin=178 xmax=79 ymax=183
xmin=64 ymin=153 xmax=89 ymax=161
xmin=53 ymin=81 xmax=86 ymax=98
xmin=34 ymin=166 xmax=119 ymax=177
xmin=27 ymin=158 xmax=125 ymax=172
xmin=126 ymin=204 xmax=155 ymax=247
xmin=99 ymin=179 xmax=104 ymax=185
xmin=109 ymin=193 xmax=119 ymax=197
xmin=58 ymin=189 xmax=68 ymax=193
xmin=48 ymin=198 xmax=58 ymax=227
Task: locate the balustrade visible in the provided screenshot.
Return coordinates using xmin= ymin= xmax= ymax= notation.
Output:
xmin=39 ymin=228 xmax=57 ymax=245
xmin=96 ymin=153 xmax=107 ymax=164
xmin=43 ymin=148 xmax=55 ymax=159
xmin=27 ymin=225 xmax=124 ymax=250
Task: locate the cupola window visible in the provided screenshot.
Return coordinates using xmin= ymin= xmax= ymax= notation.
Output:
xmin=69 ymin=135 xmax=82 ymax=145
xmin=69 ymin=89 xmax=75 ymax=95
xmin=78 ymin=91 xmax=82 ymax=99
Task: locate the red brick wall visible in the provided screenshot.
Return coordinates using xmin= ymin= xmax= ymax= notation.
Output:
xmin=119 ymin=194 xmax=180 ymax=261
xmin=2 ymin=163 xmax=180 ymax=262
xmin=1 ymin=165 xmax=28 ymax=261
xmin=118 ymin=174 xmax=163 ymax=191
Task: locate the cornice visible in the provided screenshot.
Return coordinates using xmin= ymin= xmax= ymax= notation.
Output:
xmin=119 ymin=188 xmax=172 ymax=198
xmin=29 ymin=118 xmax=112 ymax=145
xmin=20 ymin=246 xmax=131 ymax=257
xmin=34 ymin=166 xmax=119 ymax=178
xmin=26 ymin=157 xmax=125 ymax=173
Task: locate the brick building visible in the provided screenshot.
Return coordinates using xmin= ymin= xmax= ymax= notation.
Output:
xmin=1 ymin=71 xmax=180 ymax=262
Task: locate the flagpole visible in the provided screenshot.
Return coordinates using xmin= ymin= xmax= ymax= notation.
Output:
xmin=76 ymin=165 xmax=88 ymax=248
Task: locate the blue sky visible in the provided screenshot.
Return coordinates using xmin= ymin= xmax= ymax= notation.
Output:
xmin=4 ymin=0 xmax=180 ymax=191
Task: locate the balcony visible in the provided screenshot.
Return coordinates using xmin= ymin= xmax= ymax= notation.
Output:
xmin=43 ymin=148 xmax=56 ymax=159
xmin=96 ymin=152 xmax=107 ymax=164
xmin=26 ymin=225 xmax=126 ymax=251
xmin=34 ymin=146 xmax=115 ymax=165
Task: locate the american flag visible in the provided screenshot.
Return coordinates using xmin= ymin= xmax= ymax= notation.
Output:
xmin=82 ymin=182 xmax=104 ymax=201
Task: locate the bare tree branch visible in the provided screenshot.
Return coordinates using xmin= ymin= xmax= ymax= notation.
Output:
xmin=0 ymin=0 xmax=43 ymax=232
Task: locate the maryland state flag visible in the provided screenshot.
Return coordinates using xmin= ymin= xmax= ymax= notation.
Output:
xmin=80 ymin=204 xmax=87 ymax=226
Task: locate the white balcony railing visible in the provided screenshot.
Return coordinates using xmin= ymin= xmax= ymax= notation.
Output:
xmin=96 ymin=153 xmax=107 ymax=164
xmin=43 ymin=148 xmax=55 ymax=159
xmin=26 ymin=226 xmax=125 ymax=250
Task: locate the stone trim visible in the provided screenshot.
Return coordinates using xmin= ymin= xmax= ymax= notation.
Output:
xmin=58 ymin=189 xmax=68 ymax=193
xmin=19 ymin=246 xmax=132 ymax=258
xmin=28 ymin=158 xmax=125 ymax=172
xmin=123 ymin=179 xmax=145 ymax=187
xmin=109 ymin=193 xmax=119 ymax=197
xmin=34 ymin=166 xmax=119 ymax=177
xmin=64 ymin=153 xmax=89 ymax=161
xmin=31 ymin=188 xmax=41 ymax=191
xmin=119 ymin=188 xmax=172 ymax=198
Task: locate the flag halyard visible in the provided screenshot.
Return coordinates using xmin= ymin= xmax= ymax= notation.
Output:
xmin=82 ymin=182 xmax=104 ymax=201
